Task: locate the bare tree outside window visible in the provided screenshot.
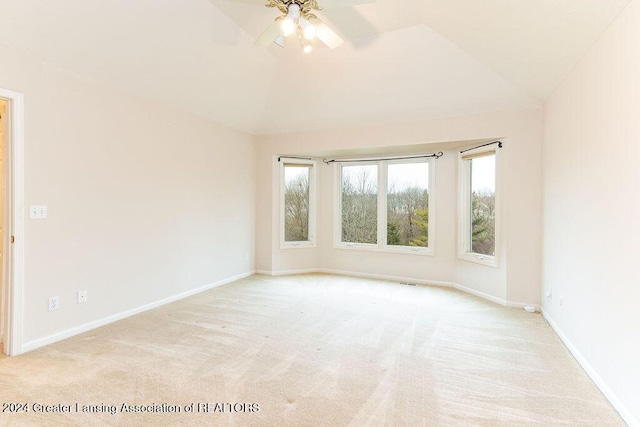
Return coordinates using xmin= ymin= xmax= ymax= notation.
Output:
xmin=341 ymin=165 xmax=377 ymax=244
xmin=387 ymin=162 xmax=429 ymax=247
xmin=470 ymin=155 xmax=495 ymax=256
xmin=284 ymin=165 xmax=310 ymax=242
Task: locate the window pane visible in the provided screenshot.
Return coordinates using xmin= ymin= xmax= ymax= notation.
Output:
xmin=387 ymin=162 xmax=429 ymax=247
xmin=470 ymin=155 xmax=495 ymax=256
xmin=284 ymin=165 xmax=310 ymax=242
xmin=341 ymin=165 xmax=377 ymax=244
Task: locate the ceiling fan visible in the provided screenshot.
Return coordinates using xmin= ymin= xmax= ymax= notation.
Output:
xmin=227 ymin=0 xmax=375 ymax=52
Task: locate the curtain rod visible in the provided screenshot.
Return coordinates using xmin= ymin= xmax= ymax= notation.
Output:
xmin=322 ymin=152 xmax=443 ymax=165
xmin=460 ymin=141 xmax=503 ymax=154
xmin=278 ymin=156 xmax=313 ymax=162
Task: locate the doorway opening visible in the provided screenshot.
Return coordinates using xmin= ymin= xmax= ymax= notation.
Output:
xmin=0 ymin=99 xmax=5 ymax=351
xmin=0 ymin=88 xmax=25 ymax=356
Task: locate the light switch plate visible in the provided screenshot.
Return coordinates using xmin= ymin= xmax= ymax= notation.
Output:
xmin=29 ymin=205 xmax=48 ymax=219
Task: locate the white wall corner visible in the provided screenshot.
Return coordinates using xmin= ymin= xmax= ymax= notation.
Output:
xmin=255 ymin=270 xmax=275 ymax=276
xmin=506 ymin=301 xmax=540 ymax=312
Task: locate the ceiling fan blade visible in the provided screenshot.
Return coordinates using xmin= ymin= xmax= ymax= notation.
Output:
xmin=274 ymin=33 xmax=286 ymax=48
xmin=319 ymin=7 xmax=378 ymax=42
xmin=222 ymin=0 xmax=270 ymax=4
xmin=310 ymin=17 xmax=344 ymax=49
xmin=318 ymin=0 xmax=377 ymax=10
xmin=255 ymin=19 xmax=282 ymax=47
xmin=220 ymin=0 xmax=377 ymax=5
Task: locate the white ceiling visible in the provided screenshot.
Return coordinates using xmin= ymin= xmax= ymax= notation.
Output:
xmin=0 ymin=0 xmax=630 ymax=135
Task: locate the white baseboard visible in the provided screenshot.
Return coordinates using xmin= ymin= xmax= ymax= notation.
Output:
xmin=260 ymin=268 xmax=540 ymax=311
xmin=317 ymin=268 xmax=455 ymax=288
xmin=543 ymin=311 xmax=638 ymax=427
xmin=506 ymin=300 xmax=540 ymax=312
xmin=255 ymin=270 xmax=273 ymax=276
xmin=450 ymin=281 xmax=507 ymax=306
xmin=21 ymin=270 xmax=255 ymax=354
xmin=257 ymin=268 xmax=321 ymax=276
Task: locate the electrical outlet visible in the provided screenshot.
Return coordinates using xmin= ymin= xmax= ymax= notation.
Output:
xmin=77 ymin=290 xmax=87 ymax=304
xmin=559 ymin=295 xmax=564 ymax=309
xmin=48 ymin=296 xmax=59 ymax=311
xmin=546 ymin=288 xmax=553 ymax=299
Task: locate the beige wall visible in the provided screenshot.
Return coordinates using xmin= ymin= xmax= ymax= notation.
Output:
xmin=0 ymin=45 xmax=257 ymax=346
xmin=257 ymin=108 xmax=542 ymax=307
xmin=542 ymin=0 xmax=640 ymax=423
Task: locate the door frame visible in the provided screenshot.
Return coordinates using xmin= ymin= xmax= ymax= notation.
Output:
xmin=0 ymin=87 xmax=25 ymax=356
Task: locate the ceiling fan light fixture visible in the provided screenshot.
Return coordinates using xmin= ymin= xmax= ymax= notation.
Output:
xmin=252 ymin=0 xmax=347 ymax=52
xmin=304 ymin=25 xmax=316 ymax=40
xmin=281 ymin=18 xmax=296 ymax=36
xmin=299 ymin=35 xmax=313 ymax=53
xmin=299 ymin=18 xmax=317 ymax=40
xmin=281 ymin=3 xmax=301 ymax=36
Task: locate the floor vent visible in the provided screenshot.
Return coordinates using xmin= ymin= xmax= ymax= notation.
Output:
xmin=400 ymin=282 xmax=417 ymax=287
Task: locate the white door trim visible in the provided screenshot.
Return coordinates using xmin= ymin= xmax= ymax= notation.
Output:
xmin=0 ymin=87 xmax=25 ymax=356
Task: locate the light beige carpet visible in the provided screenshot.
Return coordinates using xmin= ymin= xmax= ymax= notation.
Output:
xmin=0 ymin=274 xmax=624 ymax=426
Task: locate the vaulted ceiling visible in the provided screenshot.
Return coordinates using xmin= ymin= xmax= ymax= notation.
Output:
xmin=0 ymin=0 xmax=630 ymax=135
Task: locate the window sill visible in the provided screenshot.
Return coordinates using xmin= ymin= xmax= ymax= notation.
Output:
xmin=335 ymin=243 xmax=434 ymax=256
xmin=458 ymin=252 xmax=497 ymax=268
xmin=280 ymin=242 xmax=316 ymax=250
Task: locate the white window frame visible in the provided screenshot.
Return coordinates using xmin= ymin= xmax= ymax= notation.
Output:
xmin=334 ymin=157 xmax=435 ymax=255
xmin=280 ymin=158 xmax=317 ymax=249
xmin=457 ymin=146 xmax=499 ymax=267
